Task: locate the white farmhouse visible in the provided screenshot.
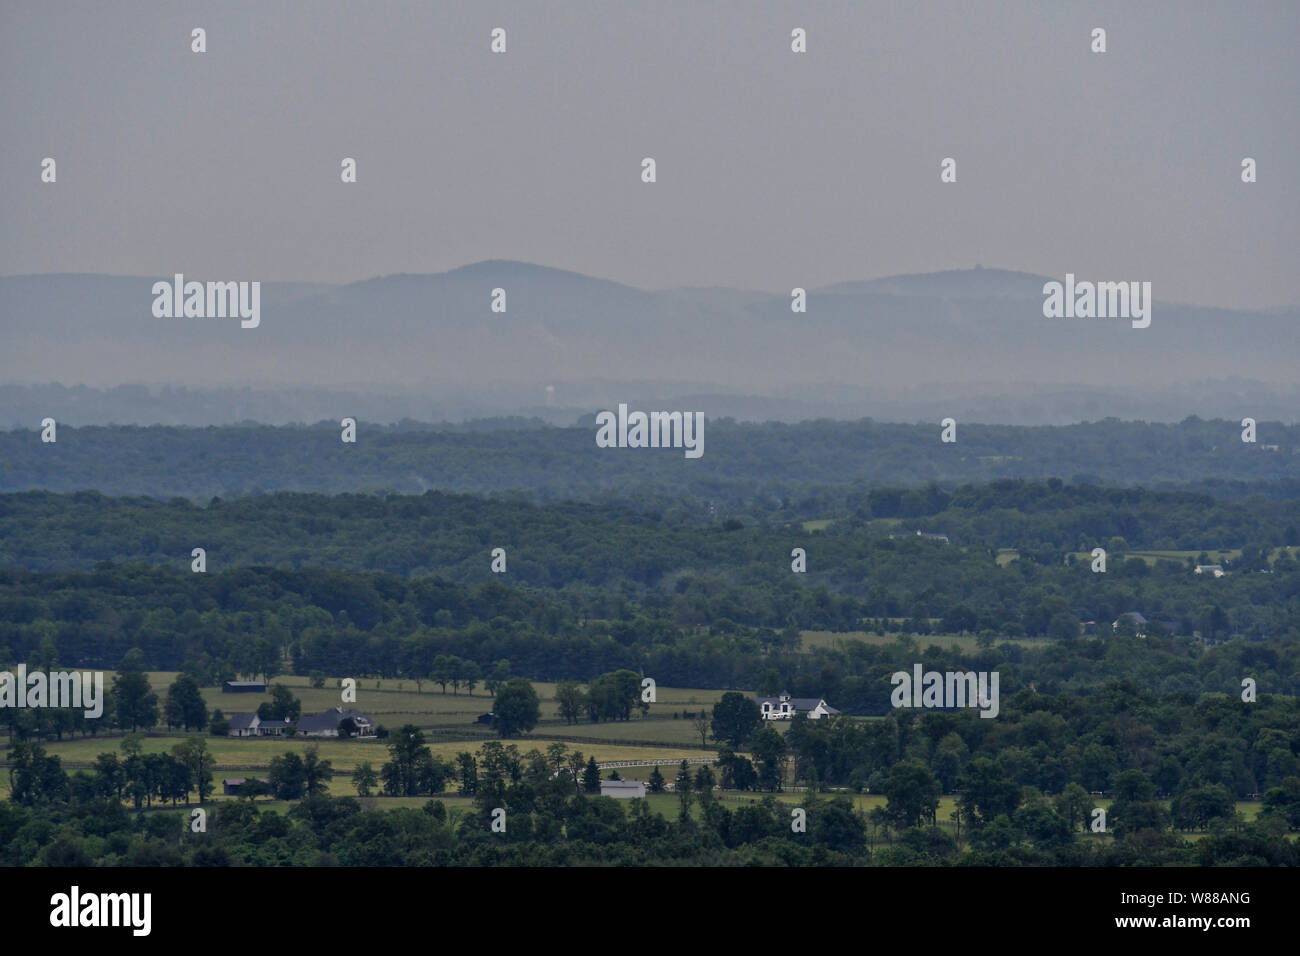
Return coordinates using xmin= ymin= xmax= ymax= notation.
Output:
xmin=226 ymin=713 xmax=291 ymax=737
xmin=755 ymin=692 xmax=840 ymax=721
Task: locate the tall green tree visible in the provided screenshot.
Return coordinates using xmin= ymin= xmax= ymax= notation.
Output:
xmin=493 ymin=678 xmax=540 ymax=738
xmin=263 ymin=683 xmax=301 ymax=722
xmin=582 ymin=756 xmax=601 ymax=794
xmin=172 ymin=736 xmax=216 ymax=803
xmin=676 ymin=760 xmax=694 ymax=820
xmin=268 ymin=751 xmax=307 ymax=800
xmin=431 ymin=655 xmax=455 ymax=694
xmin=749 ymin=727 xmax=788 ymax=792
xmin=383 ymin=725 xmax=431 ymax=797
xmin=711 ymin=692 xmax=762 ymax=749
xmin=458 ymin=658 xmax=482 ymax=696
xmin=112 ymin=649 xmax=159 ymax=733
xmin=485 ymin=659 xmax=512 ymax=698
xmin=456 ymin=751 xmax=478 ymax=796
xmin=554 ymin=681 xmax=586 ymax=725
xmin=164 ymin=673 xmax=208 ymax=732
xmin=302 ymin=745 xmax=334 ymax=796
xmin=883 ymin=759 xmax=941 ymax=829
xmin=353 ymin=761 xmax=378 ymax=797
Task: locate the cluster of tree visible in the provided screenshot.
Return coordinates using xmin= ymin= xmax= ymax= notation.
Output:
xmin=255 ymin=684 xmax=301 ymax=723
xmin=417 ymin=655 xmax=511 ymax=696
xmin=5 ymin=761 xmax=1298 ymax=867
xmin=362 ymin=713 xmax=552 ymax=805
xmin=4 ymin=483 xmax=1299 ymax=583
xmin=3 ymin=418 xmax=1297 ymax=502
xmin=9 ymin=684 xmax=1300 ymax=866
xmin=775 ymin=687 xmax=1300 ymax=806
xmin=262 ymin=747 xmax=333 ymax=800
xmin=764 ymin=629 xmax=1300 ymax=718
xmin=3 ymin=551 xmax=1299 ymax=700
xmin=3 ymin=487 xmax=1299 ymax=677
xmin=4 ymin=624 xmax=1300 ymax=751
xmin=553 ymin=670 xmax=646 ymax=724
xmin=8 ymin=733 xmax=215 ymax=809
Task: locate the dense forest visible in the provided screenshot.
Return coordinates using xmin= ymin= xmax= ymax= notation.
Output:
xmin=2 ymin=559 xmax=1298 ymax=700
xmin=2 ymin=481 xmax=1298 ymax=687
xmin=4 ymin=482 xmax=1299 ymax=572
xmin=2 ymin=417 xmax=1296 ymax=501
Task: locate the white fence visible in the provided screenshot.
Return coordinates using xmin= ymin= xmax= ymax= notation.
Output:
xmin=596 ymin=757 xmax=716 ymax=770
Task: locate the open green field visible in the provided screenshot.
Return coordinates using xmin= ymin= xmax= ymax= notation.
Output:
xmin=1065 ymin=546 xmax=1300 ymax=568
xmin=1067 ymin=548 xmax=1243 ymax=567
xmin=132 ymin=673 xmax=730 ymax=733
xmin=800 ymin=518 xmax=838 ymax=532
xmin=0 ymin=731 xmax=722 ymax=802
xmin=1003 ymin=546 xmax=1299 ymax=569
xmin=0 ymin=673 xmax=737 ymax=801
xmin=800 ymin=630 xmax=1052 ymax=654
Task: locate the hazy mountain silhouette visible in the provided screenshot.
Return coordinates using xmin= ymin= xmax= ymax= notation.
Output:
xmin=2 ymin=262 xmax=1296 ymax=425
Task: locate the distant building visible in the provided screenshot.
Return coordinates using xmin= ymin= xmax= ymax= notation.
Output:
xmin=222 ymin=777 xmax=270 ymax=796
xmin=890 ymin=530 xmax=950 ymax=544
xmin=756 ymin=693 xmax=840 ymax=721
xmin=600 ymin=780 xmax=647 ymax=799
xmin=476 ymin=713 xmax=496 ymax=725
xmin=296 ymin=706 xmax=375 ymax=738
xmin=1112 ymin=612 xmax=1148 ymax=637
xmin=1195 ymin=565 xmax=1225 ymax=577
xmin=227 ymin=713 xmax=290 ymax=737
xmin=222 ymin=681 xmax=266 ymax=693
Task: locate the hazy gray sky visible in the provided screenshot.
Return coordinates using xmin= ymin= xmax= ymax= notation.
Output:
xmin=2 ymin=0 xmax=1297 ymax=308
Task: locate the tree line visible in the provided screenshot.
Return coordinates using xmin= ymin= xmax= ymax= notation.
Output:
xmin=2 ymin=418 xmax=1297 ymax=501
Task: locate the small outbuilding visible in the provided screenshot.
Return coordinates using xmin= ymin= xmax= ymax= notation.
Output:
xmin=600 ymin=780 xmax=647 ymax=799
xmin=222 ymin=680 xmax=267 ymax=693
xmin=222 ymin=777 xmax=270 ymax=796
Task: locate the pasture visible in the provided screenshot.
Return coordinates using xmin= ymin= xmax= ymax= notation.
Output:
xmin=800 ymin=630 xmax=1052 ymax=654
xmin=2 ymin=673 xmax=736 ymax=801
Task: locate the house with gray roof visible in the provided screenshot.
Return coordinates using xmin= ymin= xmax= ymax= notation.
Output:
xmin=755 ymin=692 xmax=840 ymax=720
xmin=1112 ymin=611 xmax=1149 ymax=637
xmin=296 ymin=706 xmax=375 ymax=738
xmin=222 ymin=777 xmax=271 ymax=796
xmin=227 ymin=713 xmax=291 ymax=737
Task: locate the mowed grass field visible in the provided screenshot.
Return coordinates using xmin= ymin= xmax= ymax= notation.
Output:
xmin=168 ymin=674 xmax=728 ymax=725
xmin=0 ymin=673 xmax=733 ymax=800
xmin=800 ymin=519 xmax=837 ymax=532
xmin=1066 ymin=548 xmax=1243 ymax=567
xmin=1000 ymin=546 xmax=1299 ymax=568
xmin=800 ymin=631 xmax=1052 ymax=653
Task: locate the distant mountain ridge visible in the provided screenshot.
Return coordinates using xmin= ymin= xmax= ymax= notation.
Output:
xmin=818 ymin=266 xmax=1051 ymax=299
xmin=2 ymin=262 xmax=1295 ymax=424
